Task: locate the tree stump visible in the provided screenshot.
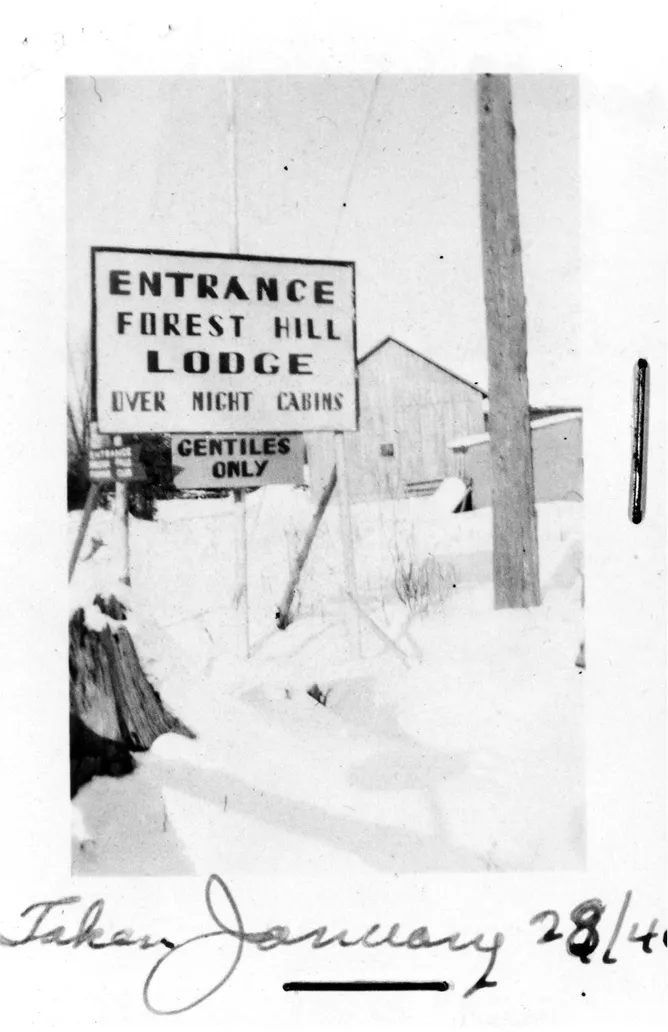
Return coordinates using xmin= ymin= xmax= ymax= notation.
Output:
xmin=69 ymin=595 xmax=195 ymax=797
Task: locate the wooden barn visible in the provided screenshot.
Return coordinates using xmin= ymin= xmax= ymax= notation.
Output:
xmin=305 ymin=336 xmax=487 ymax=502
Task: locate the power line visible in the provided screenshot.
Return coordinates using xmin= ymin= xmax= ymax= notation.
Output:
xmin=226 ymin=77 xmax=240 ymax=253
xmin=330 ymin=74 xmax=381 ymax=251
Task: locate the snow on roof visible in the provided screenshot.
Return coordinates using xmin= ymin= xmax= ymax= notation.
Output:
xmin=359 ymin=336 xmax=488 ymax=397
xmin=448 ymin=411 xmax=582 ymax=450
xmin=529 ymin=411 xmax=583 ymax=429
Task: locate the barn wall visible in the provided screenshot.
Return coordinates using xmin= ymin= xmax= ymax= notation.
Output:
xmin=461 ymin=416 xmax=583 ymax=508
xmin=306 ymin=341 xmax=486 ymax=501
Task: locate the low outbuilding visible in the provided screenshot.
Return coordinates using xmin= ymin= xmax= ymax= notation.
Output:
xmin=448 ymin=411 xmax=583 ymax=508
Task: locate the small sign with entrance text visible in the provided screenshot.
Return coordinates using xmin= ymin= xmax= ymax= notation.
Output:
xmin=88 ymin=443 xmax=146 ymax=483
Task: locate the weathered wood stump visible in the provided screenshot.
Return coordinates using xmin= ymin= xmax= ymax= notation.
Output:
xmin=69 ymin=595 xmax=195 ymax=797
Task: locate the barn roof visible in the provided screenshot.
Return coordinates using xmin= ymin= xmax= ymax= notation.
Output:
xmin=359 ymin=336 xmax=488 ymax=398
xmin=448 ymin=411 xmax=583 ymax=451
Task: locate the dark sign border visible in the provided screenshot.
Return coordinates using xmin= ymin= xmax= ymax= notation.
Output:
xmin=90 ymin=246 xmax=359 ymax=434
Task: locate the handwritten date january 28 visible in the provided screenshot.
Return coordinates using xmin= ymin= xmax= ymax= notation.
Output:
xmin=529 ymin=890 xmax=663 ymax=964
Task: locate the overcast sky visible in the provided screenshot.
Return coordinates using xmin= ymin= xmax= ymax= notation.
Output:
xmin=67 ymin=74 xmax=579 ymax=406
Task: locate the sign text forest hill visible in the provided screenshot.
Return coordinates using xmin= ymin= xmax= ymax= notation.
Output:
xmin=93 ymin=248 xmax=358 ymax=434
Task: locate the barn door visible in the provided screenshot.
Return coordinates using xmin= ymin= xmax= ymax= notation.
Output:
xmin=395 ymin=400 xmax=434 ymax=495
xmin=377 ymin=426 xmax=402 ymax=499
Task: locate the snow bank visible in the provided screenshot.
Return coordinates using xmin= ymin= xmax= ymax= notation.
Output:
xmin=429 ymin=476 xmax=468 ymax=511
xmin=69 ymin=491 xmax=585 ymax=878
xmin=70 ymin=490 xmax=582 ymax=629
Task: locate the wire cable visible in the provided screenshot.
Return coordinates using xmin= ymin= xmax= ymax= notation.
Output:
xmin=329 ymin=74 xmax=381 ymax=251
xmin=226 ymin=77 xmax=240 ymax=253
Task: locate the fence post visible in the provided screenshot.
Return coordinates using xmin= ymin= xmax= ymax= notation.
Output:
xmin=68 ymin=482 xmax=102 ymax=583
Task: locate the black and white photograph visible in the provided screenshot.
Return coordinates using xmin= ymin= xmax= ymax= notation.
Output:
xmin=67 ymin=74 xmax=585 ymax=877
xmin=1 ymin=10 xmax=665 ymax=1029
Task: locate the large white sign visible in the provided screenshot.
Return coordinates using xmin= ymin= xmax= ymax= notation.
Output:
xmin=171 ymin=433 xmax=305 ymax=490
xmin=92 ymin=248 xmax=358 ymax=434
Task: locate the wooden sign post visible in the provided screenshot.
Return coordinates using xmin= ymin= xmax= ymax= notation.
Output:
xmin=86 ymin=426 xmax=146 ymax=588
xmin=116 ymin=480 xmax=131 ymax=587
xmin=241 ymin=491 xmax=250 ymax=658
xmin=276 ymin=463 xmax=338 ymax=629
xmin=335 ymin=431 xmax=362 ymax=657
xmin=68 ymin=482 xmax=102 ymax=582
xmin=232 ymin=488 xmax=251 ymax=660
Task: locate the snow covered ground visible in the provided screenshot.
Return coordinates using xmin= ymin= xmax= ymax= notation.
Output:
xmin=69 ymin=486 xmax=585 ymax=877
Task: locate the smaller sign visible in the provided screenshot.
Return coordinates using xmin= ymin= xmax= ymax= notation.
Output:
xmin=89 ymin=423 xmax=115 ymax=450
xmin=88 ymin=443 xmax=146 ymax=483
xmin=172 ymin=434 xmax=305 ymax=490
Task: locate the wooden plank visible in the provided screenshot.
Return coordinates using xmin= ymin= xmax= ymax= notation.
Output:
xmin=239 ymin=489 xmax=251 ymax=658
xmin=68 ymin=482 xmax=102 ymax=582
xmin=346 ymin=593 xmax=411 ymax=667
xmin=276 ymin=464 xmax=338 ymax=629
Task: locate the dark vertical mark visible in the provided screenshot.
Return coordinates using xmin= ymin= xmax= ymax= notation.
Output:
xmin=351 ymin=261 xmax=359 ymax=429
xmin=602 ymin=890 xmax=631 ymax=964
xmin=90 ymin=248 xmax=98 ymax=422
xmin=629 ymin=359 xmax=649 ymax=523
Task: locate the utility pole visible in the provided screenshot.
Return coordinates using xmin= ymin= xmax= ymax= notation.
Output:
xmin=477 ymin=73 xmax=540 ymax=609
